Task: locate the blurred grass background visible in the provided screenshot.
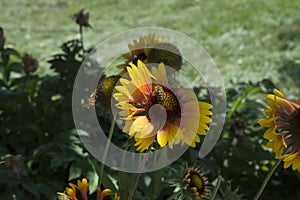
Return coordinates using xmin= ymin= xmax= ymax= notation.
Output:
xmin=1 ymin=0 xmax=300 ymax=92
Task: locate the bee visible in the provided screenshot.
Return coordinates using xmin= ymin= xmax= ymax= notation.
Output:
xmin=153 ymin=85 xmax=164 ymax=104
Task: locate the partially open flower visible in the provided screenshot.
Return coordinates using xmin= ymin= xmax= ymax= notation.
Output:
xmin=57 ymin=183 xmax=78 ymax=200
xmin=22 ymin=53 xmax=39 ymax=75
xmin=77 ymin=178 xmax=89 ymax=200
xmin=168 ymin=166 xmax=210 ymax=199
xmin=57 ymin=178 xmax=116 ymax=200
xmin=98 ymin=187 xmax=112 ymax=200
xmin=184 ymin=167 xmax=209 ymax=199
xmin=258 ymin=89 xmax=300 ymax=171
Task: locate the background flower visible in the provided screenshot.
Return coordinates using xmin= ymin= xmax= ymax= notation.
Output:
xmin=259 ymin=89 xmax=300 ymax=171
xmin=116 ymin=34 xmax=162 ymax=75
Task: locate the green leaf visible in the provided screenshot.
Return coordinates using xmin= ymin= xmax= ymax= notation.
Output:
xmin=9 ymin=62 xmax=24 ymax=73
xmin=3 ymin=48 xmax=20 ymax=57
xmin=86 ymin=169 xmax=99 ymax=194
xmin=68 ymin=162 xmax=82 ymax=181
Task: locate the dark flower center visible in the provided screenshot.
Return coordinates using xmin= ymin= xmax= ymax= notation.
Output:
xmin=190 ymin=172 xmax=204 ymax=191
xmin=152 ymin=86 xmax=181 ymax=121
xmin=288 ymin=107 xmax=300 ymax=135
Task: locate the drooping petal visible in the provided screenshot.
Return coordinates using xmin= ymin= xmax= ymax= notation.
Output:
xmin=134 ymin=136 xmax=156 ymax=151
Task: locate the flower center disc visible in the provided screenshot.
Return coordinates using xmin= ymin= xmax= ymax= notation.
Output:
xmin=190 ymin=173 xmax=204 ymax=192
xmin=160 ymin=89 xmax=181 ymax=115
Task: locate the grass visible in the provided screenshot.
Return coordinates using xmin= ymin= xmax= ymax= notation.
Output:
xmin=1 ymin=0 xmax=300 ymax=92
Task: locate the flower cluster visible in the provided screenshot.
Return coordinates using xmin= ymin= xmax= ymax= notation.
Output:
xmin=86 ymin=34 xmax=213 ymax=152
xmin=57 ymin=178 xmax=120 ymax=200
xmin=259 ymin=89 xmax=300 ymax=171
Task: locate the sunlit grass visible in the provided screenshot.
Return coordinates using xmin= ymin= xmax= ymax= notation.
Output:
xmin=1 ymin=0 xmax=299 ymax=93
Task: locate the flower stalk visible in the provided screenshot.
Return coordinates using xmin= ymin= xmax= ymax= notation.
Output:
xmin=253 ymin=159 xmax=282 ymax=200
xmin=98 ymin=118 xmax=116 ymax=192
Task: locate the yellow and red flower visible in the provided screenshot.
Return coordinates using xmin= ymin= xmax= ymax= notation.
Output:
xmin=113 ymin=60 xmax=212 ymax=151
xmin=258 ymin=89 xmax=300 ymax=171
xmin=98 ymin=187 xmax=112 ymax=200
xmin=57 ymin=178 xmax=116 ymax=200
xmin=57 ymin=182 xmax=78 ymax=200
xmin=77 ymin=178 xmax=89 ymax=200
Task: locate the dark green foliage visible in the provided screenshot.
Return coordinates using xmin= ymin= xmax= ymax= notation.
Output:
xmin=0 ymin=36 xmax=110 ymax=199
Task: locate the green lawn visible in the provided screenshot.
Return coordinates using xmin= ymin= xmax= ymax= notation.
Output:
xmin=1 ymin=0 xmax=300 ymax=92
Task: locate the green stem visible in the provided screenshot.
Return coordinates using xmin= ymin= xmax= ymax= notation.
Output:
xmin=253 ymin=159 xmax=282 ymax=200
xmin=97 ymin=119 xmax=115 ymax=193
xmin=128 ymin=147 xmax=151 ymax=200
xmin=210 ymin=175 xmax=222 ymax=200
xmin=79 ymin=25 xmax=84 ymax=50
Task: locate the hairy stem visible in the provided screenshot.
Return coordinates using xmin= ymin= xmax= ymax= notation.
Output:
xmin=98 ymin=119 xmax=115 ymax=194
xmin=128 ymin=147 xmax=151 ymax=200
xmin=210 ymin=175 xmax=222 ymax=200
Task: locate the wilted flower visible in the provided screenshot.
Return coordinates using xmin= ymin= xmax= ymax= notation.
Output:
xmin=0 ymin=27 xmax=4 ymax=47
xmin=72 ymin=9 xmax=92 ymax=28
xmin=22 ymin=53 xmax=39 ymax=74
xmin=230 ymin=117 xmax=247 ymax=136
xmin=5 ymin=154 xmax=25 ymax=179
xmin=113 ymin=60 xmax=212 ymax=151
xmin=258 ymin=89 xmax=300 ymax=171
